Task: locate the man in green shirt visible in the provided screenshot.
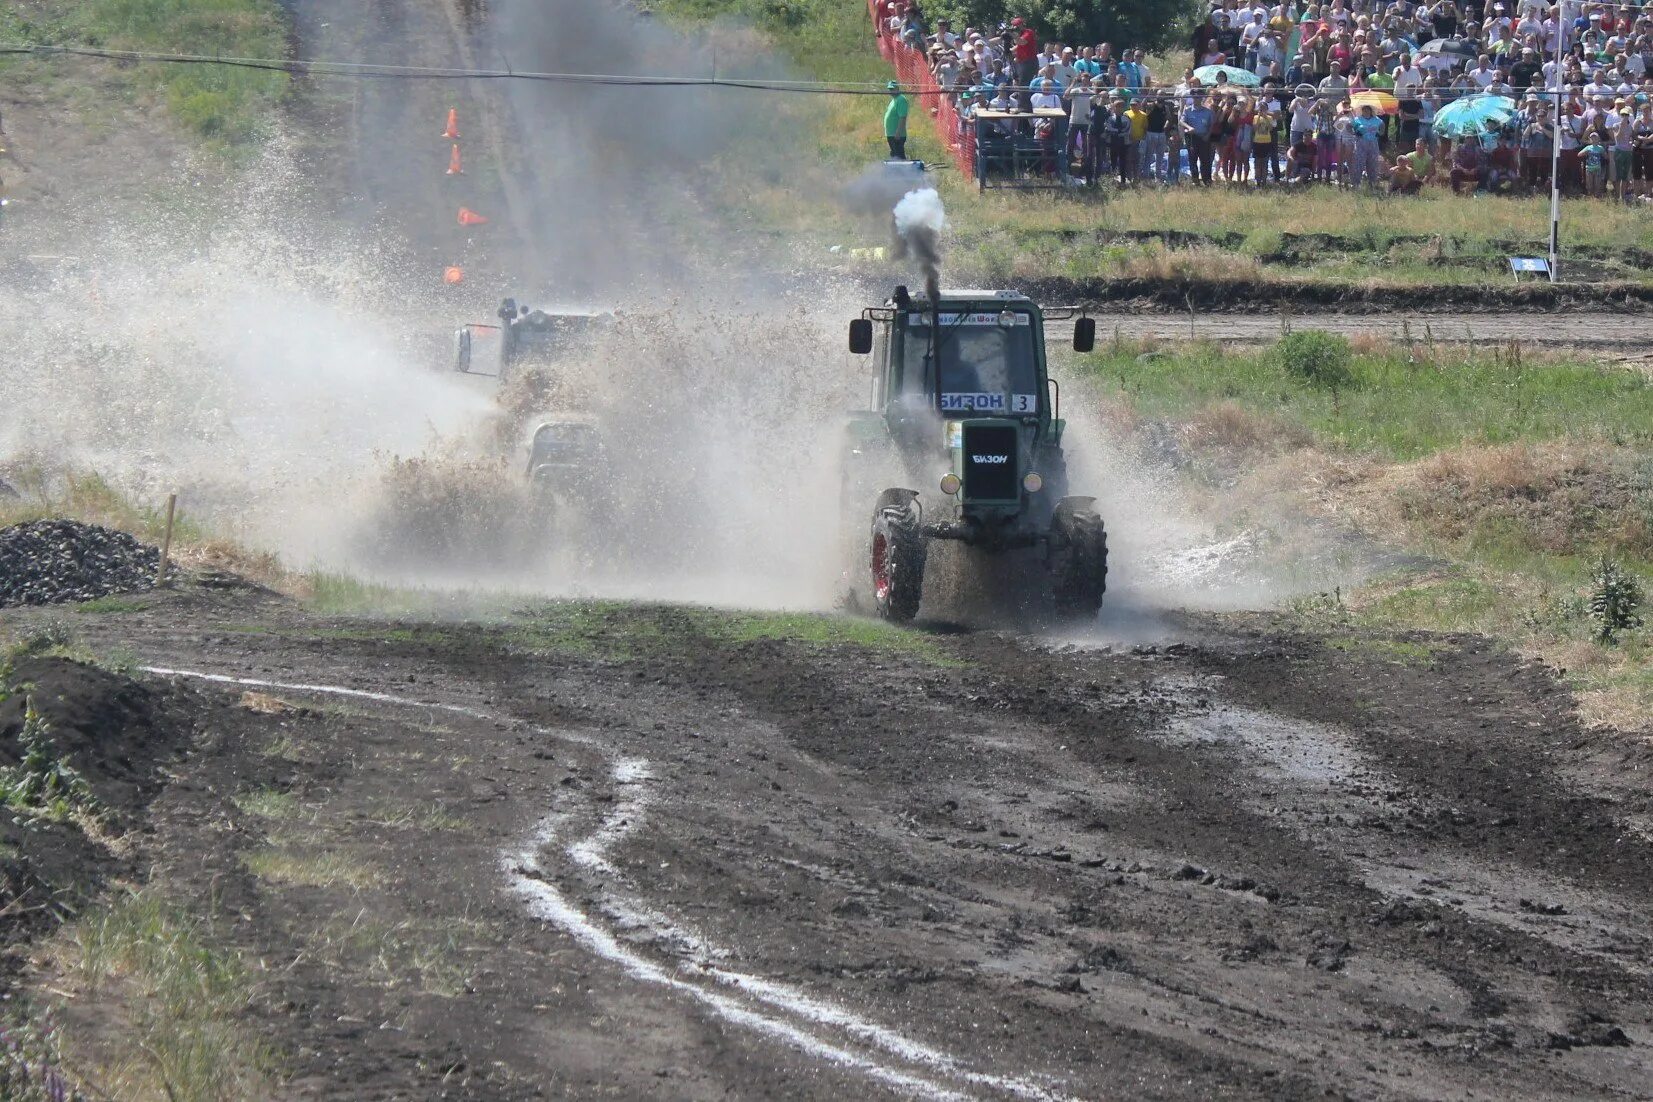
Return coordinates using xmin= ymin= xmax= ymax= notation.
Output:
xmin=885 ymin=81 xmax=910 ymax=158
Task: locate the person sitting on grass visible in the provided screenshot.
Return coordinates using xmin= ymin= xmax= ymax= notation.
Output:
xmin=1449 ymin=137 xmax=1485 ymax=193
xmin=1287 ymin=130 xmax=1320 ymax=182
xmin=1388 ymin=138 xmax=1434 ymax=193
xmin=1485 ymin=132 xmax=1521 ymax=193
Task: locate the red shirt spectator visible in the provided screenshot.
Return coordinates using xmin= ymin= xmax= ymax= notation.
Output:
xmin=1014 ymin=28 xmax=1037 ymax=64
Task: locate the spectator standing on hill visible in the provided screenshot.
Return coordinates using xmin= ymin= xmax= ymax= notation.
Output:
xmin=1143 ymin=94 xmax=1172 ymax=182
xmin=1012 ymin=19 xmax=1038 ymax=103
xmin=1523 ymin=104 xmax=1554 ymax=189
xmin=1350 ymin=102 xmax=1385 ymax=189
xmin=1253 ymin=99 xmax=1281 ymax=183
xmin=1582 ymin=129 xmax=1609 ymax=195
xmin=1102 ymin=97 xmax=1134 ymax=184
xmin=1634 ymin=102 xmax=1653 ymax=203
xmin=884 ymin=81 xmax=910 ymax=159
xmin=1182 ymin=92 xmax=1217 ymax=184
xmin=1290 ymin=83 xmax=1319 ymax=146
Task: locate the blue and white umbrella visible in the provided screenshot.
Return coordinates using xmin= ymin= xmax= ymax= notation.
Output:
xmin=1192 ymin=64 xmax=1262 ymax=88
xmin=1432 ymin=94 xmax=1517 ymax=137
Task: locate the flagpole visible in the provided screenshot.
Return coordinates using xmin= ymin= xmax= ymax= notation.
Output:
xmin=1547 ymin=0 xmax=1573 ymax=284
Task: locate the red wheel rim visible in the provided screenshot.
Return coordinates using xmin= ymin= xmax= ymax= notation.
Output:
xmin=871 ymin=533 xmax=891 ymax=603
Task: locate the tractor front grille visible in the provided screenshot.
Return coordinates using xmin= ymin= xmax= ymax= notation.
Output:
xmin=961 ymin=424 xmax=1019 ymax=502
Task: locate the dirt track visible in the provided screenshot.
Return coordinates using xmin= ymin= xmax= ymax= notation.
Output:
xmin=12 ymin=584 xmax=1647 ymax=1100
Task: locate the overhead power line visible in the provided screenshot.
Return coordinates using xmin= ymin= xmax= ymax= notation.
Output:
xmin=0 ymin=41 xmax=927 ymax=95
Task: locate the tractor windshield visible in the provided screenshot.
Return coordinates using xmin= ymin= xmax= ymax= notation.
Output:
xmin=896 ymin=311 xmax=1040 ymax=417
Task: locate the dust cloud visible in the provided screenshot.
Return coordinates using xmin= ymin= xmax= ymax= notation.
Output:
xmin=0 ymin=144 xmax=497 ymax=565
xmin=0 ymin=0 xmax=1360 ymax=625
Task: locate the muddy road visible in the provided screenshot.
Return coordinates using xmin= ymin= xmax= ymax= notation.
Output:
xmin=7 ymin=584 xmax=1646 ymax=1100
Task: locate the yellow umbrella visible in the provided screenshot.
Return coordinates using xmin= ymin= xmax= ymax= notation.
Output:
xmin=1351 ymin=90 xmax=1400 ymax=116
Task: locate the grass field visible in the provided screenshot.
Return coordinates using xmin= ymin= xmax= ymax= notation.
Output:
xmin=1081 ymin=338 xmax=1653 ymax=460
xmin=1081 ymin=334 xmax=1653 ymax=728
xmin=0 ymin=0 xmax=288 ymax=147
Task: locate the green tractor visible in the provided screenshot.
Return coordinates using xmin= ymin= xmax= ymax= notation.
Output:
xmin=841 ymin=287 xmax=1107 ymax=624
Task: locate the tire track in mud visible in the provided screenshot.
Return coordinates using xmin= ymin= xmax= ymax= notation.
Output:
xmin=141 ymin=665 xmax=1076 ymax=1102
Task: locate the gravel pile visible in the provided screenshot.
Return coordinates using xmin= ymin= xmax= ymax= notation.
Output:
xmin=0 ymin=520 xmax=162 ymax=608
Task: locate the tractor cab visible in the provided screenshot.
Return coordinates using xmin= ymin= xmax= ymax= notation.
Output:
xmin=848 ymin=287 xmax=1094 ymax=519
xmin=455 ymin=299 xmax=614 ymax=381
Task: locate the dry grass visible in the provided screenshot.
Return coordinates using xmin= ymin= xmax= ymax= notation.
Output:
xmin=939 ymin=183 xmax=1653 ymax=253
xmin=1383 ymin=441 xmax=1653 ymax=561
xmin=48 ymin=888 xmax=273 ymax=1101
xmin=243 ymin=845 xmax=380 ymax=890
xmin=237 ymin=691 xmax=292 ymax=715
xmin=1228 ymin=441 xmax=1653 ymax=731
xmin=1179 ymin=400 xmax=1314 ymax=459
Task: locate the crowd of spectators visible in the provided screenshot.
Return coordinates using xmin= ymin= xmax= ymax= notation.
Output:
xmin=878 ymin=1 xmax=1653 ymax=200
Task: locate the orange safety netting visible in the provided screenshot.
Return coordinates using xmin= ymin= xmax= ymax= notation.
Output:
xmin=868 ymin=0 xmax=975 ymax=177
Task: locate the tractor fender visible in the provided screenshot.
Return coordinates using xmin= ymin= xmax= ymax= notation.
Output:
xmin=1052 ymin=495 xmax=1097 ymax=521
xmin=874 ymin=487 xmax=922 ymax=520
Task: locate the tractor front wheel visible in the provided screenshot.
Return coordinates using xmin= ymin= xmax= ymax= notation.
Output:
xmin=870 ymin=491 xmax=926 ymax=623
xmin=1049 ymin=500 xmax=1108 ymax=624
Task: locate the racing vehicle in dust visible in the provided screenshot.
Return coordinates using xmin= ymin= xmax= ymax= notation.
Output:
xmin=521 ymin=416 xmax=612 ymax=534
xmin=841 ymin=286 xmax=1106 ymax=624
xmin=454 ymin=299 xmax=614 ymax=382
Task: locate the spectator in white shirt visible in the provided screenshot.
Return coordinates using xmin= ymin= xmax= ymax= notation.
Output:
xmin=1393 ymin=53 xmax=1423 ymax=93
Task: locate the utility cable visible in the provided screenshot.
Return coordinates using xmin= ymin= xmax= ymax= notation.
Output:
xmin=0 ymin=41 xmax=934 ymax=95
xmin=0 ymin=42 xmax=1596 ymax=103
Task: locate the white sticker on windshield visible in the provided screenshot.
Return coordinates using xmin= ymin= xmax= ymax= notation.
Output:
xmin=907 ymin=312 xmax=1030 ymax=326
xmin=1010 ymin=394 xmax=1037 ymax=413
xmin=941 ymin=393 xmax=1008 ymax=412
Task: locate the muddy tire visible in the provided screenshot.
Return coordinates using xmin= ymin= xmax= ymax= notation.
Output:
xmin=527 ymin=478 xmax=557 ymax=538
xmin=1049 ymin=499 xmax=1108 ymax=623
xmin=870 ymin=490 xmax=926 ymax=624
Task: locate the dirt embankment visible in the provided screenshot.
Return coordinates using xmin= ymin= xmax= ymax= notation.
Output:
xmin=0 ymin=656 xmax=209 ymax=979
xmin=1012 ymin=273 xmax=1653 ymax=313
xmin=3 ymin=586 xmax=1644 ymax=1100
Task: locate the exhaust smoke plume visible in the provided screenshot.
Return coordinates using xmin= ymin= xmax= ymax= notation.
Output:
xmin=891 ymin=187 xmax=946 ymax=302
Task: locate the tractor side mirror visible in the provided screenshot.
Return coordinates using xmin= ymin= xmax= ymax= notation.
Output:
xmin=849 ymin=318 xmax=874 ymax=355
xmin=1073 ymin=317 xmax=1096 ymax=353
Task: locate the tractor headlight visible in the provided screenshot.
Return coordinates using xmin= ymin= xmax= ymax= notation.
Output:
xmin=1023 ymin=472 xmax=1043 ymax=493
xmin=940 ymin=473 xmax=961 ymax=496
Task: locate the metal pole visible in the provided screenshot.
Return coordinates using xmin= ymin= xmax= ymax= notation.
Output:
xmin=156 ymin=492 xmax=178 ymax=587
xmin=1546 ymin=1 xmax=1571 ymax=283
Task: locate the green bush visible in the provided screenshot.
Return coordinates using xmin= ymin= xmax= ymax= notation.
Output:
xmin=1277 ymin=330 xmax=1354 ymax=390
xmin=1589 ymin=557 xmax=1645 ymax=642
xmin=0 ymin=702 xmax=97 ymax=823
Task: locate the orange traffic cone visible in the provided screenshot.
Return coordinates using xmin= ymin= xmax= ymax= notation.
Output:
xmin=446 ymin=144 xmax=463 ymax=175
xmin=442 ymin=108 xmax=460 ymax=139
xmin=457 ymin=207 xmax=489 ymax=227
xmin=443 ymin=266 xmax=465 ymax=285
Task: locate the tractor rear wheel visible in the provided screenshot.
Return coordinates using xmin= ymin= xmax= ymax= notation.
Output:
xmin=870 ymin=491 xmax=926 ymax=623
xmin=1049 ymin=501 xmax=1108 ymax=623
